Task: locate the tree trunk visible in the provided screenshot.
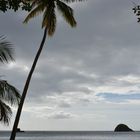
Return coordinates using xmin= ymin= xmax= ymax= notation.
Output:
xmin=10 ymin=27 xmax=47 ymax=140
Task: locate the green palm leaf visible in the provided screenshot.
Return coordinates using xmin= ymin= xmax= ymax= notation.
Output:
xmin=0 ymin=80 xmax=21 ymax=106
xmin=0 ymin=36 xmax=14 ymax=63
xmin=23 ymin=0 xmax=85 ymax=36
xmin=42 ymin=4 xmax=56 ymax=35
xmin=0 ymin=36 xmax=21 ymax=125
xmin=0 ymin=79 xmax=21 ymax=125
xmin=56 ymin=0 xmax=76 ymax=27
xmin=24 ymin=3 xmax=45 ymax=23
xmin=61 ymin=0 xmax=85 ymax=3
xmin=0 ymin=100 xmax=12 ymax=125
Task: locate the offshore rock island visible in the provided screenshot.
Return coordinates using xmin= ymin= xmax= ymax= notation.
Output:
xmin=16 ymin=128 xmax=24 ymax=133
xmin=114 ymin=124 xmax=134 ymax=132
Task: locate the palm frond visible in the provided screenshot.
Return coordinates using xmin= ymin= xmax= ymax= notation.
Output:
xmin=0 ymin=80 xmax=21 ymax=106
xmin=31 ymin=0 xmax=44 ymax=7
xmin=0 ymin=36 xmax=14 ymax=63
xmin=57 ymin=0 xmax=76 ymax=27
xmin=23 ymin=3 xmax=45 ymax=23
xmin=42 ymin=4 xmax=56 ymax=36
xmin=0 ymin=100 xmax=12 ymax=125
xmin=61 ymin=0 xmax=86 ymax=3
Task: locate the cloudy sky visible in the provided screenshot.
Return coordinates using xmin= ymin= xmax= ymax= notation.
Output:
xmin=1 ymin=0 xmax=140 ymax=131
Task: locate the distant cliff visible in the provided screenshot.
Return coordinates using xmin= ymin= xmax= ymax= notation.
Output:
xmin=114 ymin=124 xmax=134 ymax=132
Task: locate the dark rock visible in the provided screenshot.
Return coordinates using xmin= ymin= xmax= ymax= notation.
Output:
xmin=16 ymin=128 xmax=24 ymax=133
xmin=114 ymin=124 xmax=134 ymax=132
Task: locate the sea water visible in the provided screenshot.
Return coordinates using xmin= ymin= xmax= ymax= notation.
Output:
xmin=0 ymin=131 xmax=140 ymax=140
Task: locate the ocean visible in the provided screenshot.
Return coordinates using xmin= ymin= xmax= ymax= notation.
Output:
xmin=0 ymin=131 xmax=140 ymax=140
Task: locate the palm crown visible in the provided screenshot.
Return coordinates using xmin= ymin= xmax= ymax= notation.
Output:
xmin=24 ymin=0 xmax=83 ymax=36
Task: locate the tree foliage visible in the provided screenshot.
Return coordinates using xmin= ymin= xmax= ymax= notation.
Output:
xmin=0 ymin=0 xmax=32 ymax=12
xmin=0 ymin=36 xmax=14 ymax=63
xmin=132 ymin=4 xmax=140 ymax=22
xmin=0 ymin=80 xmax=20 ymax=125
xmin=0 ymin=36 xmax=21 ymax=125
xmin=23 ymin=0 xmax=85 ymax=36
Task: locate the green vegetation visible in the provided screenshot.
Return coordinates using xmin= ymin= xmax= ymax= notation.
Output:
xmin=0 ymin=36 xmax=21 ymax=125
xmin=0 ymin=0 xmax=31 ymax=12
xmin=132 ymin=3 xmax=140 ymax=22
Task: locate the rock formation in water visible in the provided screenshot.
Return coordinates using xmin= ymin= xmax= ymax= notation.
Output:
xmin=114 ymin=124 xmax=134 ymax=132
xmin=16 ymin=128 xmax=24 ymax=132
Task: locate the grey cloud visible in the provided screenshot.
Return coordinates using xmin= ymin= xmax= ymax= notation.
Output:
xmin=1 ymin=0 xmax=140 ymax=130
xmin=58 ymin=101 xmax=71 ymax=108
xmin=47 ymin=111 xmax=76 ymax=119
xmin=1 ymin=0 xmax=140 ymax=80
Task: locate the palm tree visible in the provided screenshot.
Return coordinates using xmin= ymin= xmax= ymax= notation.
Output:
xmin=0 ymin=80 xmax=20 ymax=125
xmin=0 ymin=36 xmax=14 ymax=63
xmin=10 ymin=0 xmax=83 ymax=139
xmin=0 ymin=36 xmax=21 ymax=125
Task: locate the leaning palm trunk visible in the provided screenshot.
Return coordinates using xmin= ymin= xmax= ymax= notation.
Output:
xmin=10 ymin=0 xmax=83 ymax=139
xmin=10 ymin=28 xmax=47 ymax=140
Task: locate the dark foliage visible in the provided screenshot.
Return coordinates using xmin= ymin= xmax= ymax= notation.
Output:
xmin=0 ymin=0 xmax=32 ymax=12
xmin=132 ymin=4 xmax=140 ymax=22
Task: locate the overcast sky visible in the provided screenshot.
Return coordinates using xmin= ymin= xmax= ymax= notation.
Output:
xmin=1 ymin=0 xmax=140 ymax=131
